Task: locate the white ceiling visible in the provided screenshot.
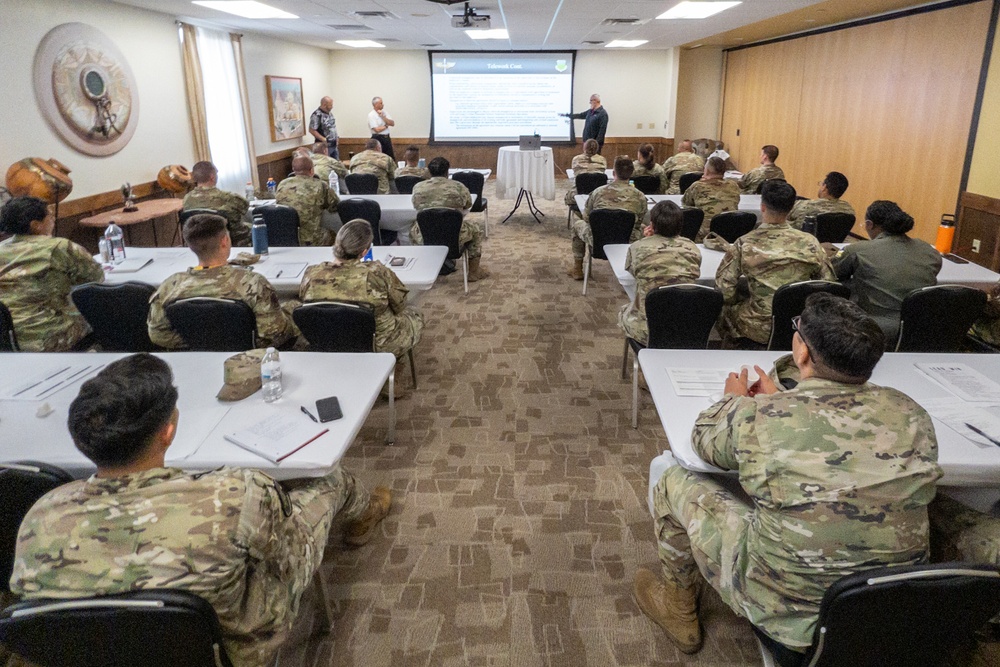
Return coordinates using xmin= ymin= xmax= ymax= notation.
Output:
xmin=111 ymin=0 xmax=837 ymax=51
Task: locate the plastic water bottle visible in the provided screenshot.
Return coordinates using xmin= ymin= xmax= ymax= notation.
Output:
xmin=251 ymin=214 xmax=269 ymax=255
xmin=266 ymin=178 xmax=277 ymax=196
xmin=328 ymin=169 xmax=339 ymax=195
xmin=103 ymin=223 xmax=125 ymax=265
xmin=245 ymin=181 xmax=255 ymax=201
xmin=260 ymin=347 xmax=282 ymax=402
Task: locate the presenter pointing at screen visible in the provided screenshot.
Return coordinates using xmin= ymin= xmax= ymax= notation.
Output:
xmin=560 ymin=94 xmax=608 ymax=154
xmin=369 ymin=96 xmax=396 ymax=161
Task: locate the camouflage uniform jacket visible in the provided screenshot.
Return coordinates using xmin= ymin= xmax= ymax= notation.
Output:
xmin=183 ymin=186 xmax=252 ymax=247
xmin=9 ymin=466 xmax=357 ymax=666
xmin=833 ymin=233 xmax=942 ymax=341
xmin=786 ymin=197 xmax=856 ymax=230
xmin=570 ymin=153 xmax=607 ymax=173
xmin=716 ymin=223 xmax=835 ymax=344
xmin=411 ymin=177 xmax=472 ymax=211
xmin=147 ymin=265 xmax=295 ymax=349
xmin=299 ymin=259 xmax=423 ymax=358
xmin=396 ymin=166 xmax=430 ymax=180
xmin=309 ymin=154 xmax=347 ymax=187
xmin=275 ymin=175 xmax=338 ymax=247
xmin=583 ymin=181 xmax=648 ymax=241
xmin=681 ymin=178 xmax=741 ymax=242
xmin=971 ymin=281 xmax=1000 ymax=346
xmin=0 ymin=234 xmax=104 ymax=351
xmin=691 ymin=377 xmax=941 ymax=647
xmin=632 ymin=161 xmax=666 ymax=194
xmin=661 ymin=151 xmax=705 ymax=194
xmin=618 ymin=235 xmax=701 ymax=343
xmin=738 ymin=164 xmax=785 ymax=194
xmin=349 ymin=150 xmax=396 ymax=194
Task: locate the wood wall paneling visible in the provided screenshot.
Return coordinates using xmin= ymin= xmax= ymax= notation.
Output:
xmin=955 ymin=191 xmax=1000 ymax=270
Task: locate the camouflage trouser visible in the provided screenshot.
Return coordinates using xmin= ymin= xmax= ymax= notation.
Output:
xmin=572 ymin=217 xmax=643 ymax=260
xmin=229 ymin=220 xmax=253 ymax=247
xmin=564 ymin=188 xmax=583 ymax=220
xmin=409 ymin=217 xmax=482 ymax=260
xmin=929 ymin=494 xmax=1000 ymax=565
xmin=377 ymin=308 xmax=425 ymax=360
xmin=617 ymin=303 xmax=648 ymax=345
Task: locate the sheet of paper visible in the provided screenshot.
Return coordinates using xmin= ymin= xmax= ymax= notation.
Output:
xmin=169 ymin=405 xmax=232 ymax=460
xmin=105 ymin=257 xmax=153 ymax=274
xmin=915 ymin=363 xmax=1000 ymax=403
xmin=257 ymin=262 xmax=307 ymax=280
xmin=919 ymin=397 xmax=1000 ymax=450
xmin=0 ymin=364 xmax=106 ymax=401
xmin=666 ymin=368 xmax=733 ymax=397
xmin=223 ymin=405 xmax=329 ymax=463
xmin=384 ymin=255 xmax=416 ymax=271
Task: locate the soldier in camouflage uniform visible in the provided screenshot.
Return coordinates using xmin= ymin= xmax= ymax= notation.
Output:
xmin=276 ymin=156 xmax=339 ymax=247
xmin=147 ymin=214 xmax=297 ymax=349
xmin=617 ymin=202 xmax=701 ymax=344
xmin=971 ymin=280 xmax=1000 ymax=346
xmin=569 ymin=156 xmax=648 ymax=280
xmin=300 ymin=220 xmax=423 ymax=359
xmin=738 ymin=144 xmax=785 ymax=194
xmin=632 ymin=143 xmax=666 ymax=194
xmin=0 ymin=196 xmax=104 ymax=351
xmin=716 ymin=180 xmax=834 ymax=346
xmin=564 ymin=139 xmax=608 ymax=211
xmin=636 ymin=293 xmax=941 ymax=654
xmin=183 ymin=161 xmax=252 ymax=246
xmin=786 ymin=171 xmax=856 ymax=229
xmin=10 ymin=353 xmax=392 ymax=667
xmin=661 ymin=140 xmax=706 ymax=194
xmin=682 ymin=157 xmax=741 ymax=242
xmin=396 ymin=145 xmax=431 ymax=180
xmin=410 ymin=156 xmax=489 ymax=281
xmin=349 ymin=138 xmax=396 ymax=194
xmin=306 ymin=143 xmax=348 ymax=194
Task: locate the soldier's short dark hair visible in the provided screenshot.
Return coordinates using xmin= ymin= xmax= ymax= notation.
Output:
xmin=762 ymin=145 xmax=779 ymax=162
xmin=0 ymin=196 xmax=48 ymax=235
xmin=312 ymin=142 xmax=328 ymax=154
xmin=191 ymin=161 xmax=217 ymax=184
xmin=68 ymin=353 xmax=179 ymax=467
xmin=428 ymin=157 xmax=450 ymax=177
xmin=761 ymin=180 xmax=797 ymax=215
xmin=649 ymin=201 xmax=683 ymax=237
xmin=705 ymin=157 xmax=726 ymax=175
xmin=183 ymin=213 xmax=228 ymax=257
xmin=365 ymin=138 xmax=381 ymax=151
xmin=824 ymin=172 xmax=849 ymax=198
xmin=865 ymin=200 xmax=913 ymax=235
xmin=798 ymin=293 xmax=885 ymax=382
xmin=404 ymin=145 xmax=420 ymax=163
xmin=292 ymin=155 xmax=313 ymax=175
xmin=613 ymin=156 xmax=634 ymax=180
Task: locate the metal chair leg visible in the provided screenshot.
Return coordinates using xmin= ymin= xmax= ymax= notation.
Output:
xmin=386 ymin=371 xmax=395 ymax=445
xmin=407 ymin=349 xmax=417 ymax=389
xmin=582 ymin=248 xmax=591 ymax=296
xmin=622 ymin=338 xmax=630 ymax=380
xmin=632 ymin=354 xmax=640 ymax=429
xmin=462 ymin=252 xmax=469 ymax=294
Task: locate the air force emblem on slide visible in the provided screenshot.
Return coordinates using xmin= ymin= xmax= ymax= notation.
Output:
xmin=434 ymin=58 xmax=456 ymax=72
xmin=555 ymin=60 xmax=568 ymax=72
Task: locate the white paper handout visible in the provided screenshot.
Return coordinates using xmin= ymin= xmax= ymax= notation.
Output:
xmin=0 ymin=364 xmax=106 ymax=401
xmin=919 ymin=397 xmax=1000 ymax=450
xmin=666 ymin=368 xmax=733 ymax=397
xmin=168 ymin=406 xmax=232 ymax=460
xmin=257 ymin=262 xmax=307 ymax=280
xmin=915 ymin=363 xmax=1000 ymax=403
xmin=105 ymin=257 xmax=153 ymax=273
xmin=223 ymin=407 xmax=329 ymax=463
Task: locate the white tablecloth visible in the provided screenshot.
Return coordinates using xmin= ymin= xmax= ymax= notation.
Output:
xmin=496 ymin=146 xmax=555 ymax=201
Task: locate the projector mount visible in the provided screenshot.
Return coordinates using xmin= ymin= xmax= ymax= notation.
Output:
xmin=446 ymin=2 xmax=490 ymax=29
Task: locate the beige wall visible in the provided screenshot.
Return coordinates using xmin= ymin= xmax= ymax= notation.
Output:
xmin=674 ymin=47 xmax=724 ymax=144
xmin=967 ymin=18 xmax=1000 ymax=199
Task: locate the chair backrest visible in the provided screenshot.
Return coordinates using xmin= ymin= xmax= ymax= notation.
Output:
xmin=589 ymin=209 xmax=636 ymax=261
xmin=345 ymin=173 xmax=379 ymax=195
xmin=631 ymin=175 xmax=661 ymax=195
xmin=338 ymin=198 xmax=384 ymax=244
xmin=575 ymin=172 xmax=608 ymax=196
xmin=451 ymin=171 xmax=486 ymax=213
xmin=644 ymin=284 xmax=724 ymax=349
xmin=678 ymin=172 xmax=702 ymax=194
xmin=798 ymin=563 xmax=1000 ymax=667
xmin=394 ymin=175 xmax=423 ymax=195
xmin=768 ymin=280 xmax=851 ymax=350
xmin=0 ymin=589 xmax=235 ymax=667
xmin=164 ymin=297 xmax=257 ymax=352
xmin=292 ymin=302 xmax=376 ymax=352
xmin=0 ymin=300 xmax=19 ymax=352
xmin=0 ymin=462 xmax=73 ymax=593
xmin=178 ymin=208 xmax=218 ymax=228
xmin=72 ymin=282 xmax=158 ymax=352
xmin=896 ymin=284 xmax=987 ymax=352
xmin=255 ymin=204 xmax=300 ymax=247
xmin=416 ymin=208 xmax=464 ymax=260
xmin=755 ymin=177 xmax=785 ymax=194
xmin=814 ymin=212 xmax=857 ymax=243
xmin=679 ymin=207 xmax=705 ymax=242
xmin=709 ymin=211 xmax=757 ymax=243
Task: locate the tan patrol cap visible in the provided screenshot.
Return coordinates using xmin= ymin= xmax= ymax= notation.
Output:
xmin=217 ymin=349 xmax=266 ymax=401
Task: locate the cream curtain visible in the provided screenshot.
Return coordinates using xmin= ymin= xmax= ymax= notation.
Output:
xmin=231 ymin=34 xmax=259 ymax=190
xmin=178 ymin=23 xmax=210 ymax=162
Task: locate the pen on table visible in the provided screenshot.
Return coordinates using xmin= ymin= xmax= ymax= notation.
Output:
xmin=275 ymin=270 xmax=283 ymax=278
xmin=964 ymin=422 xmax=1000 ymax=447
xmin=276 ymin=428 xmax=329 ymax=463
xmin=301 ymin=406 xmax=318 ymax=422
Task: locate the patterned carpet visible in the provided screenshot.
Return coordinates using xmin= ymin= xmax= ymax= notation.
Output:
xmin=279 ymin=178 xmax=764 ymax=667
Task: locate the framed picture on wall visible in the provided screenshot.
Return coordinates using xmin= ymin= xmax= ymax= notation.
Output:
xmin=265 ymin=75 xmax=305 ymax=142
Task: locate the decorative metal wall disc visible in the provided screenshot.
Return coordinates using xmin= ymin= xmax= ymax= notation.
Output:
xmin=34 ymin=23 xmax=139 ymax=156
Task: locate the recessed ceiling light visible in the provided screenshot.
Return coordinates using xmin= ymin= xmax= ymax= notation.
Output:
xmin=466 ymin=29 xmax=509 ymax=39
xmin=605 ymin=40 xmax=648 ymax=48
xmin=336 ymin=39 xmax=385 ymax=48
xmin=192 ymin=1 xmax=297 ymax=19
xmin=657 ymin=2 xmax=741 ymax=20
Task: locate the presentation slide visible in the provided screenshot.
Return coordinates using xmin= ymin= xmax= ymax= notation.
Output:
xmin=430 ymin=51 xmax=575 ymax=143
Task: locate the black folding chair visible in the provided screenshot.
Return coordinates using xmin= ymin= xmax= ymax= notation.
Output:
xmin=895 ymin=285 xmax=987 ymax=352
xmin=338 ymin=198 xmax=393 ymax=245
xmin=255 ymin=204 xmax=300 ymax=247
xmin=631 ymin=175 xmax=661 ymax=195
xmin=680 ymin=207 xmax=705 ymax=242
xmin=451 ymin=170 xmax=489 ymax=238
xmin=0 ymin=300 xmax=19 ymax=352
xmin=584 ymin=209 xmax=636 ymax=296
xmin=568 ymin=172 xmax=609 ymax=228
xmin=767 ymin=281 xmax=851 ymax=351
xmin=165 ymin=297 xmax=257 ymax=351
xmin=345 ymin=173 xmax=379 ymax=195
xmin=72 ymin=282 xmax=159 ymax=352
xmin=394 ymin=175 xmax=423 ymax=195
xmin=709 ymin=211 xmax=757 ymax=243
xmin=814 ymin=212 xmax=857 ymax=243
xmin=678 ymin=172 xmax=702 ymax=194
xmin=416 ymin=208 xmax=469 ymax=293
xmin=177 ymin=208 xmax=218 ymax=246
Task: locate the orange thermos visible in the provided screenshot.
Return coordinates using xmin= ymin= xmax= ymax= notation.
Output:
xmin=935 ymin=214 xmax=956 ymax=254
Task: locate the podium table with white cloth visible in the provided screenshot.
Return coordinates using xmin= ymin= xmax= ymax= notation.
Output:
xmin=496 ymin=146 xmax=555 ymax=224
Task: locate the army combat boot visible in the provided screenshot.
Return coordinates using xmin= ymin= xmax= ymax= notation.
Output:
xmin=634 ymin=567 xmax=702 ymax=654
xmin=467 ymin=257 xmax=490 ymax=282
xmin=567 ymin=258 xmax=584 ymax=280
xmin=344 ymin=486 xmax=392 ymax=546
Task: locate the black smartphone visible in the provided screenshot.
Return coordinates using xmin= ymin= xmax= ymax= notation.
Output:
xmin=944 ymin=253 xmax=970 ymax=264
xmin=390 ymin=256 xmax=406 ymax=267
xmin=315 ymin=396 xmax=343 ymax=422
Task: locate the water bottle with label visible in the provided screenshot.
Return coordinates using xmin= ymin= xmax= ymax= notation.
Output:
xmin=251 ymin=214 xmax=269 ymax=255
xmin=266 ymin=178 xmax=277 ymax=196
xmin=328 ymin=169 xmax=339 ymax=195
xmin=103 ymin=223 xmax=126 ymax=265
xmin=260 ymin=347 xmax=282 ymax=402
xmin=245 ymin=181 xmax=255 ymax=201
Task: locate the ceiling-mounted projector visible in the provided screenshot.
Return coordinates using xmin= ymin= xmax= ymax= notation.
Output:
xmin=451 ymin=2 xmax=490 ymax=28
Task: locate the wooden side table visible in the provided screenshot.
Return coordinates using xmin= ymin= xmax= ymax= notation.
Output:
xmin=78 ymin=199 xmax=183 ymax=246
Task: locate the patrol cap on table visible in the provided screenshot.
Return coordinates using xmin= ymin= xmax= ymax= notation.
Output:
xmin=217 ymin=349 xmax=267 ymax=401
